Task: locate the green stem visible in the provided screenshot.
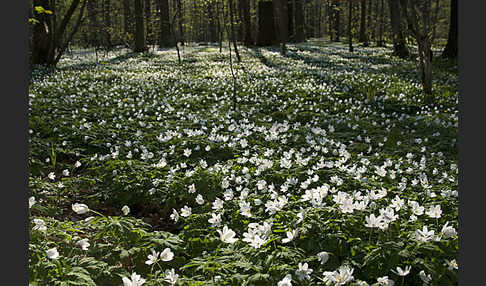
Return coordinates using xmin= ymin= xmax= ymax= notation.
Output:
xmin=89 ymin=209 xmax=106 ymax=217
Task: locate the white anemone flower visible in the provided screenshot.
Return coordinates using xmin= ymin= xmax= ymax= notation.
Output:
xmin=160 ymin=247 xmax=174 ymax=261
xmin=282 ymin=229 xmax=298 ymax=244
xmin=72 ymin=203 xmax=89 ymax=214
xmin=391 ymin=265 xmax=411 ymax=276
xmin=122 ymin=205 xmax=130 ymax=216
xmin=418 ymin=270 xmax=432 ymax=284
xmin=180 ymin=205 xmax=192 ymax=217
xmin=75 ymin=238 xmax=90 ymax=251
xmin=317 ymin=251 xmax=330 ymax=264
xmin=377 ymin=276 xmax=394 ymax=286
xmin=295 ymin=262 xmax=313 ymax=280
xmin=278 ymin=274 xmax=293 ymax=286
xmin=122 ymin=272 xmax=146 ymax=286
xmin=29 ymin=196 xmax=36 ymax=209
xmin=145 ymin=250 xmax=160 ymax=265
xmin=46 ymin=248 xmax=59 ymax=260
xmin=164 ymin=269 xmax=179 ymax=285
xmin=33 ymin=219 xmax=47 ymax=232
xmin=217 ymin=225 xmax=238 ymax=244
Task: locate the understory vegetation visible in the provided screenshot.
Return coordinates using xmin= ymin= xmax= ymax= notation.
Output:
xmin=29 ymin=40 xmax=458 ymax=286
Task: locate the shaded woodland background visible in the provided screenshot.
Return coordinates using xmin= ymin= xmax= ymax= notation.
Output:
xmin=29 ymin=0 xmax=457 ymax=95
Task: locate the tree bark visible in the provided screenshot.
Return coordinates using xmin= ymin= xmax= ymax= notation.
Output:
xmin=348 ymin=0 xmax=353 ymax=52
xmin=228 ymin=0 xmax=241 ymax=62
xmin=294 ymin=0 xmax=305 ymax=42
xmin=377 ymin=0 xmax=384 ymax=46
xmin=404 ymin=0 xmax=433 ymax=95
xmin=87 ymin=0 xmax=99 ymax=47
xmin=241 ymin=0 xmax=253 ymax=46
xmin=332 ymin=0 xmax=341 ymax=42
xmin=388 ymin=0 xmax=409 ymax=57
xmin=123 ymin=0 xmax=132 ymax=35
xmin=32 ymin=0 xmax=83 ymax=65
xmin=134 ymin=0 xmax=146 ymax=52
xmin=359 ymin=0 xmax=368 ymax=44
xmin=145 ymin=0 xmax=152 ymax=45
xmin=103 ymin=0 xmax=112 ymax=47
xmin=442 ymin=0 xmax=457 ymax=59
xmin=274 ymin=0 xmax=288 ymax=54
xmin=287 ymin=0 xmax=295 ymax=41
xmin=176 ymin=0 xmax=184 ymax=45
xmin=158 ymin=0 xmax=171 ymax=47
xmin=32 ymin=0 xmax=53 ymax=65
xmin=257 ymin=1 xmax=278 ymax=46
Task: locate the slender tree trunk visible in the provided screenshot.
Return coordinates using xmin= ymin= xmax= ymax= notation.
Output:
xmin=228 ymin=0 xmax=241 ymax=62
xmin=123 ymin=0 xmax=132 ymax=35
xmin=366 ymin=0 xmax=372 ymax=45
xmin=103 ymin=0 xmax=112 ymax=48
xmin=32 ymin=0 xmax=53 ymax=65
xmin=208 ymin=3 xmax=217 ymax=42
xmin=294 ymin=0 xmax=305 ymax=42
xmin=348 ymin=0 xmax=353 ymax=52
xmin=274 ymin=0 xmax=288 ymax=54
xmin=241 ymin=0 xmax=253 ymax=46
xmin=176 ymin=0 xmax=184 ymax=45
xmin=88 ymin=0 xmax=99 ymax=47
xmin=359 ymin=0 xmax=368 ymax=44
xmin=328 ymin=0 xmax=333 ymax=40
xmin=217 ymin=0 xmax=223 ymax=51
xmin=287 ymin=0 xmax=294 ymax=41
xmin=331 ymin=0 xmax=341 ymax=42
xmin=134 ymin=0 xmax=146 ymax=52
xmin=404 ymin=0 xmax=433 ymax=95
xmin=318 ymin=0 xmax=322 ymax=37
xmin=442 ymin=0 xmax=457 ymax=59
xmin=377 ymin=0 xmax=384 ymax=46
xmin=158 ymin=0 xmax=171 ymax=47
xmin=388 ymin=0 xmax=409 ymax=57
xmin=257 ymin=1 xmax=278 ymax=46
xmin=145 ymin=0 xmax=152 ymax=45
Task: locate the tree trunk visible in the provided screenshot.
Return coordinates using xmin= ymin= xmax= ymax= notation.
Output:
xmin=366 ymin=0 xmax=372 ymax=45
xmin=294 ymin=0 xmax=305 ymax=42
xmin=145 ymin=0 xmax=152 ymax=45
xmin=359 ymin=0 xmax=368 ymax=44
xmin=32 ymin=0 xmax=83 ymax=65
xmin=377 ymin=0 xmax=384 ymax=46
xmin=241 ymin=0 xmax=253 ymax=46
xmin=176 ymin=0 xmax=184 ymax=45
xmin=331 ymin=0 xmax=341 ymax=42
xmin=404 ymin=0 xmax=433 ymax=95
xmin=134 ymin=0 xmax=146 ymax=52
xmin=274 ymin=0 xmax=288 ymax=54
xmin=228 ymin=0 xmax=241 ymax=62
xmin=88 ymin=0 xmax=99 ymax=47
xmin=123 ymin=0 xmax=132 ymax=35
xmin=388 ymin=0 xmax=409 ymax=57
xmin=257 ymin=1 xmax=278 ymax=46
xmin=442 ymin=0 xmax=457 ymax=59
xmin=103 ymin=0 xmax=112 ymax=47
xmin=158 ymin=0 xmax=171 ymax=47
xmin=348 ymin=0 xmax=353 ymax=52
xmin=208 ymin=3 xmax=218 ymax=43
xmin=32 ymin=0 xmax=53 ymax=65
xmin=418 ymin=39 xmax=432 ymax=94
xmin=217 ymin=0 xmax=223 ymax=51
xmin=287 ymin=0 xmax=294 ymax=41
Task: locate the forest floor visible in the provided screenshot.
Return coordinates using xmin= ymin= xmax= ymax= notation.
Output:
xmin=29 ymin=39 xmax=458 ymax=286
